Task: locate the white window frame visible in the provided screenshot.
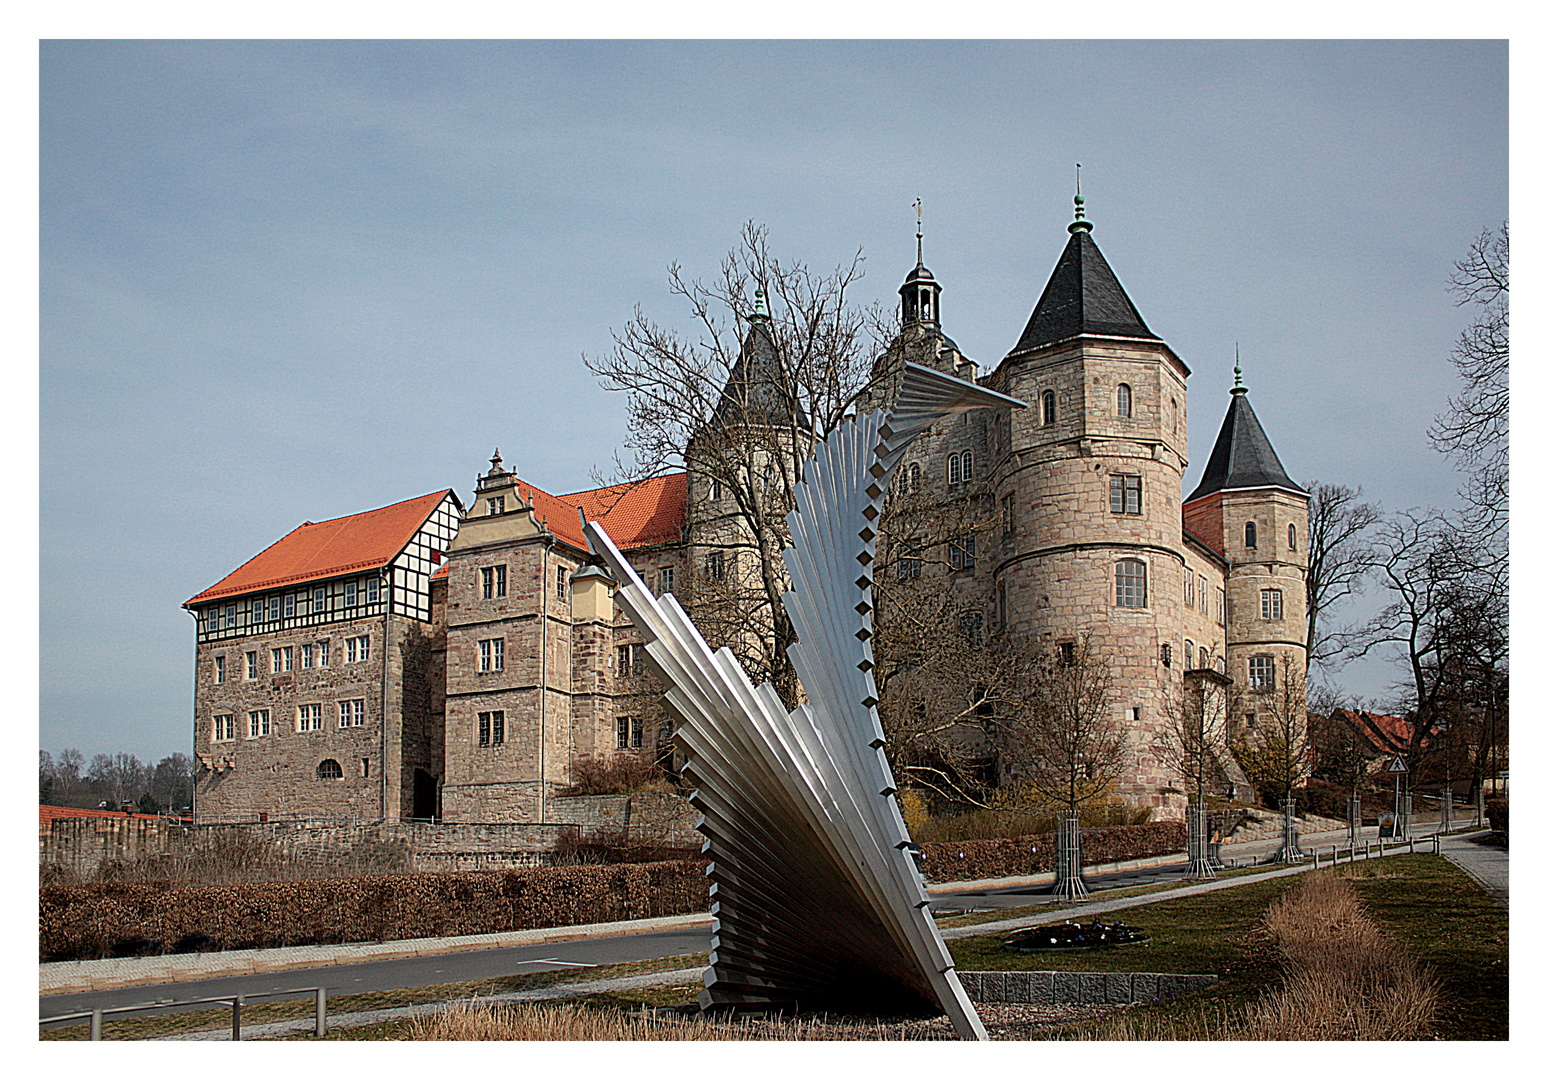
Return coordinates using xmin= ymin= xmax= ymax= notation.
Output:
xmin=961 ymin=450 xmax=974 ymax=481
xmin=301 ymin=643 xmax=314 ymax=669
xmin=338 ymin=699 xmax=365 ymax=728
xmin=1261 ymin=589 xmax=1283 ymax=620
xmin=1249 ymin=655 xmax=1275 ymax=691
xmin=247 ymin=709 xmax=270 ymax=738
xmin=479 ymin=638 xmax=504 ymax=673
xmin=213 ymin=714 xmax=234 ymax=742
xmin=347 ymin=635 xmax=370 ymax=664
xmin=297 ymin=703 xmax=322 ymax=732
xmin=245 ymin=651 xmax=258 ymax=680
xmin=1117 ymin=382 xmax=1133 ymax=418
xmin=1114 ymin=559 xmax=1148 ymax=608
xmin=948 ymin=453 xmax=962 ymax=485
xmin=658 ymin=566 xmax=675 ymax=595
xmin=214 ymin=655 xmax=225 ymax=684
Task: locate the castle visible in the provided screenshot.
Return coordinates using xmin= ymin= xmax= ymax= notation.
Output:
xmin=185 ymin=200 xmax=1308 ymax=823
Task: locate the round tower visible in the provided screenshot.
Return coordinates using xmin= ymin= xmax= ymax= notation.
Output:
xmin=988 ymin=194 xmax=1193 ymax=814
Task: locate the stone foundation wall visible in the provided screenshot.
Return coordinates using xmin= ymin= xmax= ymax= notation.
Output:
xmin=40 ymin=793 xmax=700 ymax=877
xmin=958 ymin=969 xmax=1217 ymax=1006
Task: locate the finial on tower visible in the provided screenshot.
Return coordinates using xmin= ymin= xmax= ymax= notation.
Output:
xmin=913 ymin=196 xmax=924 ymax=265
xmin=1069 ymin=163 xmax=1092 ymax=235
xmin=489 ymin=447 xmax=505 ymax=475
xmin=751 ymin=286 xmax=770 ymax=323
xmin=1232 ymin=344 xmax=1248 ymax=396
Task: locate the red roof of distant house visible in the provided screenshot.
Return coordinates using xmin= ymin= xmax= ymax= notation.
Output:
xmin=39 ymin=804 xmax=177 ymax=833
xmin=185 ymin=490 xmax=454 ymax=606
xmin=1336 ymin=708 xmax=1428 ymax=755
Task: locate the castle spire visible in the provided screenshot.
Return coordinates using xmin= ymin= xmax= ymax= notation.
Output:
xmin=914 ymin=196 xmax=924 ymax=266
xmin=1069 ymin=163 xmax=1092 ymax=236
xmin=751 ymin=286 xmax=770 ymax=324
xmin=1232 ymin=344 xmax=1247 ymax=396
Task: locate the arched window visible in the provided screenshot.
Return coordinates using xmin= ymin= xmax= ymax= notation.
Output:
xmin=1245 ymin=521 xmax=1257 ymax=548
xmin=1041 ymin=390 xmax=1056 ymax=425
xmin=948 ymin=454 xmax=961 ymax=485
xmin=908 ymin=463 xmax=921 ymax=493
xmin=961 ymin=450 xmax=974 ymax=481
xmin=317 ymin=759 xmax=343 ymax=780
xmin=1288 ymin=523 xmax=1297 ymax=550
xmin=1184 ymin=640 xmax=1194 ymax=669
xmin=1117 ymin=383 xmax=1132 ymax=418
xmin=1198 ymin=646 xmax=1208 ymax=670
xmin=1114 ymin=559 xmax=1147 ymax=608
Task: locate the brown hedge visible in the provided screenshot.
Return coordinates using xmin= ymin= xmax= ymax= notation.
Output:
xmin=920 ymin=821 xmax=1185 ymax=883
xmin=40 ymin=859 xmax=709 ymax=962
xmin=1486 ymin=797 xmax=1508 ymax=836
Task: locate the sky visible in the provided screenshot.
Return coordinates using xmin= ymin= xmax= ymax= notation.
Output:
xmin=37 ymin=39 xmax=1509 ymax=764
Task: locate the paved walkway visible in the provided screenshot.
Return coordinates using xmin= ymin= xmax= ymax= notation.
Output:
xmin=1439 ymin=831 xmax=1508 ymax=905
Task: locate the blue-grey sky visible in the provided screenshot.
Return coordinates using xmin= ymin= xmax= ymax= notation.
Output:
xmin=40 ymin=40 xmax=1507 ymax=763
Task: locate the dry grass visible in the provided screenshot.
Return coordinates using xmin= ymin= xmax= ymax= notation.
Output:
xmin=40 ymin=830 xmax=412 ymax=887
xmin=1077 ymin=871 xmax=1437 ymax=1040
xmin=404 ymin=1000 xmax=952 ymax=1041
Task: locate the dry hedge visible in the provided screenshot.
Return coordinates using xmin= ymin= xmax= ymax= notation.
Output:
xmin=40 ymin=859 xmax=709 ymax=962
xmin=919 ymin=821 xmax=1185 ymax=883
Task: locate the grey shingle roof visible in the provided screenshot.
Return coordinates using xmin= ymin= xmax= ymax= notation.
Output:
xmin=1185 ymin=387 xmax=1306 ymax=501
xmin=710 ymin=321 xmax=810 ymax=430
xmin=1009 ymin=228 xmax=1159 ymax=354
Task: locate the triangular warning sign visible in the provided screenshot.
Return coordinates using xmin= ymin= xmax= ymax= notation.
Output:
xmin=1386 ymin=755 xmax=1408 ymax=774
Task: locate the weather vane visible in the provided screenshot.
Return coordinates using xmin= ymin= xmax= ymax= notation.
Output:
xmin=913 ymin=196 xmax=924 ymax=263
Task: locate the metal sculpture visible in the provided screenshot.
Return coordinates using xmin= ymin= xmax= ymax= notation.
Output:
xmin=585 ymin=361 xmax=1023 ymax=1041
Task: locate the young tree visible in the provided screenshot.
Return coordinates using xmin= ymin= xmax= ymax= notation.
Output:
xmin=1304 ymin=480 xmax=1380 ymax=670
xmin=151 ymin=753 xmax=195 ymax=814
xmin=1233 ymin=663 xmax=1311 ymax=812
xmin=585 ymin=223 xmax=885 ymax=707
xmin=1156 ymin=673 xmax=1230 ymax=807
xmin=1000 ymin=634 xmax=1127 ymax=820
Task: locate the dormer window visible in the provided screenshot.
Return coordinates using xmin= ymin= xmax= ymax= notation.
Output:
xmin=487 ymin=496 xmax=505 ymax=516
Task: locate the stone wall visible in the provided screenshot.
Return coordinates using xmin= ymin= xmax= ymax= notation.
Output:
xmin=40 ymin=793 xmax=700 ymax=878
xmin=958 ymin=970 xmax=1218 ymax=1006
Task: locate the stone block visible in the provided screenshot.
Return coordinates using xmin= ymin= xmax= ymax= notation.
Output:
xmin=1132 ymin=972 xmax=1158 ymax=1002
xmin=1105 ymin=972 xmax=1134 ymax=1004
xmin=1027 ymin=971 xmax=1054 ymax=1005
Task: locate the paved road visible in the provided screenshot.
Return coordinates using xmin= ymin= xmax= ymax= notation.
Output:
xmin=40 ymin=926 xmax=709 ymax=1029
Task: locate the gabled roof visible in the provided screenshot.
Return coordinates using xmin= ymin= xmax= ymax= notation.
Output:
xmin=1334 ymin=708 xmax=1430 ymax=756
xmin=1009 ymin=226 xmax=1159 ymax=354
xmin=185 ymin=490 xmax=454 ymax=607
xmin=1185 ymin=386 xmax=1306 ymax=502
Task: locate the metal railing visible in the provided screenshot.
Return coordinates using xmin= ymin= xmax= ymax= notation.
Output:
xmin=42 ymin=986 xmax=329 ymax=1041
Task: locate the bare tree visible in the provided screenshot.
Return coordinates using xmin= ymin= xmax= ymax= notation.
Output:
xmin=585 ymin=223 xmax=885 ymax=707
xmin=1000 ymin=634 xmax=1128 ymax=820
xmin=1431 ymin=222 xmax=1508 ymax=547
xmin=870 ymin=471 xmax=1019 ymax=807
xmin=1308 ymin=687 xmax=1376 ymax=808
xmin=151 ymin=753 xmax=195 ymax=813
xmin=1156 ymin=674 xmax=1230 ymax=806
xmin=1304 ymin=481 xmax=1380 ymax=670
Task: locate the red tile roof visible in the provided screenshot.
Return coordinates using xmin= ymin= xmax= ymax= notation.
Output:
xmin=39 ymin=804 xmax=176 ymax=833
xmin=506 ymin=474 xmax=687 ymax=552
xmin=185 ymin=490 xmax=453 ymax=607
xmin=1336 ymin=708 xmax=1429 ymax=755
xmin=561 ymin=474 xmax=687 ymax=550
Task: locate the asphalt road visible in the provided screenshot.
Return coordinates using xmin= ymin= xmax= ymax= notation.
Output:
xmin=39 ymin=926 xmax=710 ymax=1029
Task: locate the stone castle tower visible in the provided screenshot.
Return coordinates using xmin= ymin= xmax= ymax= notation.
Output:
xmin=868 ymin=194 xmax=1306 ymax=814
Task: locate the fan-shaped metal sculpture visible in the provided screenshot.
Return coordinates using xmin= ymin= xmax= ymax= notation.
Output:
xmin=585 ymin=362 xmax=1024 ymax=1041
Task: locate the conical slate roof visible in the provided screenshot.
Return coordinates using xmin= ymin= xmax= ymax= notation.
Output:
xmin=1009 ymin=227 xmax=1159 ymax=353
xmin=1185 ymin=387 xmax=1305 ymax=501
xmin=711 ymin=317 xmax=810 ymax=430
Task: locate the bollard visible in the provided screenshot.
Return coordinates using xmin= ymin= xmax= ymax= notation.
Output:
xmin=89 ymin=1009 xmax=102 ymax=1041
xmin=316 ymin=987 xmax=327 ymax=1037
xmin=1408 ymin=836 xmax=1414 ymax=855
xmin=233 ymin=995 xmax=242 ymax=1042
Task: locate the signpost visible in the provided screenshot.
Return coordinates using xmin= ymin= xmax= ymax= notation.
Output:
xmin=1387 ymin=756 xmax=1408 ymax=838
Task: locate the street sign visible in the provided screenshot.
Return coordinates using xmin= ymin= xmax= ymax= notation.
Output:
xmin=1386 ymin=756 xmax=1408 ymax=774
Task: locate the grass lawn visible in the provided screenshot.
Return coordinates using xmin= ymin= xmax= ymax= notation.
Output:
xmin=948 ymin=854 xmax=1507 ymax=1040
xmin=1340 ymin=857 xmax=1508 ymax=1040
